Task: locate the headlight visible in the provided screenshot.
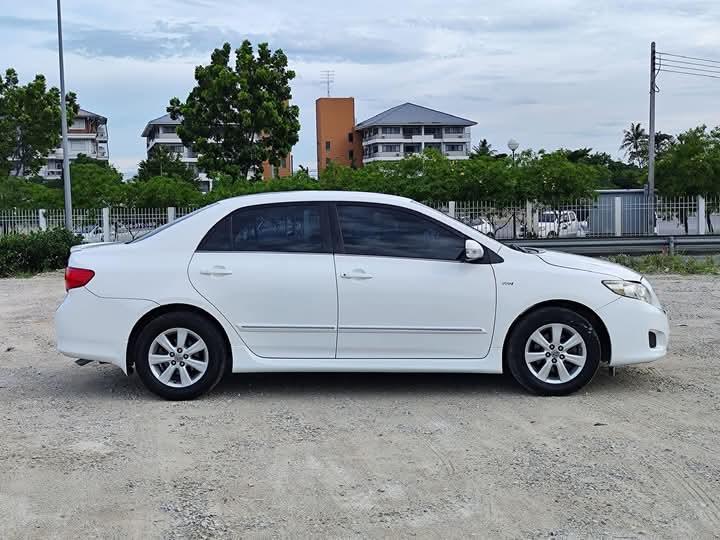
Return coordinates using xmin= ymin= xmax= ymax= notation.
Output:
xmin=602 ymin=280 xmax=653 ymax=304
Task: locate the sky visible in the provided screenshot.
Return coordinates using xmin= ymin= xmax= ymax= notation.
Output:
xmin=1 ymin=1 xmax=719 ymax=177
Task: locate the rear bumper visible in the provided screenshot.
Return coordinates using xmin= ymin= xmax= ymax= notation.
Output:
xmin=597 ymin=297 xmax=669 ymax=366
xmin=55 ymin=287 xmax=157 ymax=373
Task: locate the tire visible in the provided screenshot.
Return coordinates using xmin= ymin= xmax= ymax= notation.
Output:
xmin=134 ymin=312 xmax=228 ymax=400
xmin=547 ymin=231 xmax=558 ymax=238
xmin=506 ymin=307 xmax=601 ymax=396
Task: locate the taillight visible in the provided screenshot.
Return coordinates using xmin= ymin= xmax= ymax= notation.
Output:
xmin=65 ymin=267 xmax=95 ymax=291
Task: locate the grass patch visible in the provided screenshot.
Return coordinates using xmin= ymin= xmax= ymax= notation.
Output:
xmin=608 ymin=254 xmax=720 ymax=275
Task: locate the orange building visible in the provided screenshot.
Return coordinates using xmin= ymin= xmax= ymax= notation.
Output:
xmin=261 ymin=154 xmax=293 ymax=179
xmin=316 ymin=97 xmax=363 ymax=173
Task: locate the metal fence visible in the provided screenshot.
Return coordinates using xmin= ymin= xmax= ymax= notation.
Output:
xmin=1 ymin=194 xmax=719 ymax=243
xmin=430 ymin=194 xmax=720 ymax=240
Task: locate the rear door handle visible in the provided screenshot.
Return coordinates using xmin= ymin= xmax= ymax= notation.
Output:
xmin=200 ymin=266 xmax=233 ymax=276
xmin=341 ymin=270 xmax=373 ymax=280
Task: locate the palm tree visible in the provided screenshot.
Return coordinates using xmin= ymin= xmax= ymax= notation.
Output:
xmin=470 ymin=139 xmax=494 ymax=159
xmin=620 ymin=122 xmax=648 ymax=166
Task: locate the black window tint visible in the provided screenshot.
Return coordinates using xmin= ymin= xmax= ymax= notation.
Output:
xmin=337 ymin=205 xmax=464 ymax=260
xmin=198 ymin=204 xmax=327 ymax=253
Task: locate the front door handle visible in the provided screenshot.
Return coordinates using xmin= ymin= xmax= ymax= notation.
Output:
xmin=200 ymin=266 xmax=233 ymax=276
xmin=341 ymin=269 xmax=373 ymax=280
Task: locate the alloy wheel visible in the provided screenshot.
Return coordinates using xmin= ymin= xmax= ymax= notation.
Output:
xmin=524 ymin=323 xmax=587 ymax=384
xmin=148 ymin=328 xmax=209 ymax=388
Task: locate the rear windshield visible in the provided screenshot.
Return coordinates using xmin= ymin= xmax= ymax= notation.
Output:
xmin=127 ymin=204 xmax=217 ymax=243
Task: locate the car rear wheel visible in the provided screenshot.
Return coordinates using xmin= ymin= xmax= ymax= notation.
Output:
xmin=134 ymin=312 xmax=227 ymax=400
xmin=506 ymin=307 xmax=601 ymax=395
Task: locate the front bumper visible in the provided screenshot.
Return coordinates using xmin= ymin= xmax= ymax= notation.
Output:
xmin=55 ymin=287 xmax=157 ymax=373
xmin=597 ymin=297 xmax=669 ymax=366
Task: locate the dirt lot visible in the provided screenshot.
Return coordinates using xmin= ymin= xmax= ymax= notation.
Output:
xmin=0 ymin=272 xmax=719 ymax=539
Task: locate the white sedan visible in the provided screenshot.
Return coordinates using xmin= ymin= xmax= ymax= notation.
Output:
xmin=56 ymin=191 xmax=669 ymax=400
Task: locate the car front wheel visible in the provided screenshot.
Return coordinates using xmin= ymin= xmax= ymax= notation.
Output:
xmin=134 ymin=312 xmax=227 ymax=400
xmin=506 ymin=307 xmax=601 ymax=395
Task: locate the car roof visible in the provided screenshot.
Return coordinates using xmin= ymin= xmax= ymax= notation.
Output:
xmin=219 ymin=191 xmax=416 ymax=207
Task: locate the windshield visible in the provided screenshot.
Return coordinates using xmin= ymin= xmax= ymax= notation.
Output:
xmin=127 ymin=204 xmax=217 ymax=243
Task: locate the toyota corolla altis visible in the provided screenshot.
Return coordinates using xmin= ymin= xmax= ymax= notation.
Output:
xmin=56 ymin=191 xmax=668 ymax=400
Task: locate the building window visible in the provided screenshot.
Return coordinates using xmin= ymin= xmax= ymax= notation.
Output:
xmin=382 ymin=144 xmax=401 ymax=153
xmin=348 ymin=132 xmax=354 ymax=143
xmin=70 ymin=118 xmax=85 ymax=130
xmin=445 ymin=143 xmax=465 ymax=152
xmin=349 ymin=150 xmax=354 ymax=160
xmin=372 ymin=144 xmax=379 ymax=154
xmin=403 ymin=127 xmax=421 ymax=137
xmin=425 ymin=143 xmax=442 ymax=151
xmin=424 ymin=126 xmax=441 ymax=137
xmin=372 ymin=128 xmax=379 ymax=136
xmin=325 ymin=141 xmax=331 ymax=151
xmin=326 ymin=157 xmax=331 ymax=165
xmin=382 ymin=126 xmax=401 ymax=135
xmin=161 ymin=125 xmax=177 ymax=134
xmin=444 ymin=126 xmax=465 ymax=134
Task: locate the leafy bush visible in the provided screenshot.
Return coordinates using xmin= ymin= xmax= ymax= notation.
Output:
xmin=0 ymin=228 xmax=82 ymax=277
xmin=608 ymin=254 xmax=720 ymax=275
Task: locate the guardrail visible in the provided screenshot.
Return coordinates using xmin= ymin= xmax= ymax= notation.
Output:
xmin=502 ymin=235 xmax=720 ymax=256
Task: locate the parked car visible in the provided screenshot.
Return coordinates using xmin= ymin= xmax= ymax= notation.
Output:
xmin=471 ymin=216 xmax=495 ymax=238
xmin=56 ymin=192 xmax=668 ymax=400
xmin=522 ymin=210 xmax=586 ymax=238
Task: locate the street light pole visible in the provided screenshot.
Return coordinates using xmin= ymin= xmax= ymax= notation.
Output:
xmin=508 ymin=139 xmax=519 ymax=164
xmin=56 ymin=0 xmax=72 ymax=230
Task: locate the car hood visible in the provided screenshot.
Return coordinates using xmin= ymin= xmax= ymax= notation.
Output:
xmin=537 ymin=250 xmax=642 ymax=280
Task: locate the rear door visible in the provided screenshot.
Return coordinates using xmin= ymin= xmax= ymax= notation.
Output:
xmin=188 ymin=203 xmax=338 ymax=358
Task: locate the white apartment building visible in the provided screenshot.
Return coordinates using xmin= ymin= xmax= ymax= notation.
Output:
xmin=356 ymin=103 xmax=475 ymax=164
xmin=141 ymin=114 xmax=200 ymax=175
xmin=38 ymin=108 xmax=109 ymax=179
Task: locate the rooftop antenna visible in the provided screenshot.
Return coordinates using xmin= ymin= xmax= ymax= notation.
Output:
xmin=320 ymin=70 xmax=335 ymax=97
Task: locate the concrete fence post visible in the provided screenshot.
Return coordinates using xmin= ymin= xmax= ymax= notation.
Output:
xmin=38 ymin=209 xmax=47 ymax=231
xmin=697 ymin=195 xmax=706 ymax=235
xmin=525 ymin=200 xmax=534 ymax=237
xmin=102 ymin=207 xmax=111 ymax=243
xmin=448 ymin=201 xmax=456 ymax=219
xmin=167 ymin=207 xmax=176 ymax=223
xmin=614 ymin=197 xmax=622 ymax=237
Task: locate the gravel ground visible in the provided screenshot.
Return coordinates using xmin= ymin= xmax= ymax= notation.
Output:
xmin=1 ymin=272 xmax=719 ymax=539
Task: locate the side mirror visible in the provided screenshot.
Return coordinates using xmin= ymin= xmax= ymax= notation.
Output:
xmin=464 ymin=239 xmax=485 ymax=261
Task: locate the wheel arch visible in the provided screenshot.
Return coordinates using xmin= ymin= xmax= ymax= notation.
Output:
xmin=125 ymin=303 xmax=234 ymax=374
xmin=501 ymin=300 xmax=611 ymax=372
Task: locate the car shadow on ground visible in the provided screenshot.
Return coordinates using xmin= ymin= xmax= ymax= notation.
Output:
xmin=52 ymin=362 xmax=673 ymax=402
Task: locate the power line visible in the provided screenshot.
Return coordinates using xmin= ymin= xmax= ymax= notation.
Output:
xmin=658 ymin=69 xmax=720 ymax=80
xmin=659 ymin=61 xmax=720 ymax=75
xmin=656 ymin=56 xmax=720 ymax=70
xmin=656 ymin=51 xmax=720 ymax=66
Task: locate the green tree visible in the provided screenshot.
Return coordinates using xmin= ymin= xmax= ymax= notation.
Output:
xmin=620 ymin=122 xmax=647 ymax=166
xmin=125 ymin=176 xmax=203 ymax=208
xmin=136 ymin=146 xmax=197 ymax=184
xmin=470 ymin=139 xmax=494 ymax=158
xmin=656 ymin=125 xmax=720 ymax=232
xmin=0 ymin=68 xmax=78 ymax=176
xmin=0 ymin=176 xmax=63 ymax=208
xmin=70 ymin=160 xmax=126 ymax=207
xmin=516 ymin=151 xmax=602 ymax=205
xmin=168 ymin=41 xmax=300 ymax=181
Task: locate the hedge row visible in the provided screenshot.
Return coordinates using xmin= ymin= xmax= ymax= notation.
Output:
xmin=0 ymin=228 xmax=82 ymax=277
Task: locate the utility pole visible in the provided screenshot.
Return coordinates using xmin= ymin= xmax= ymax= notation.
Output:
xmin=57 ymin=0 xmax=72 ymax=230
xmin=648 ymin=42 xmax=657 ymax=197
xmin=648 ymin=41 xmax=657 ymax=234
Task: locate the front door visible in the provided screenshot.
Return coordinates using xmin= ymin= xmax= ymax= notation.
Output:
xmin=333 ymin=203 xmax=496 ymax=359
xmin=188 ymin=203 xmax=337 ymax=358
